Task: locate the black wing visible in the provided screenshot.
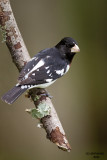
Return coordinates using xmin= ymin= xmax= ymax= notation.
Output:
xmin=18 ymin=52 xmax=44 ymax=81
xmin=18 ymin=47 xmax=69 ymax=85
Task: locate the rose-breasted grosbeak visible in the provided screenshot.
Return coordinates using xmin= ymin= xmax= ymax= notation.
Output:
xmin=1 ymin=37 xmax=80 ymax=104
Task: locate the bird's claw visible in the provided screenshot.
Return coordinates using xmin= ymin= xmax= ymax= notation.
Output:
xmin=40 ymin=91 xmax=53 ymax=99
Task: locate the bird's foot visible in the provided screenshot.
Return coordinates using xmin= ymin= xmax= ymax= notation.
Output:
xmin=40 ymin=90 xmax=53 ymax=99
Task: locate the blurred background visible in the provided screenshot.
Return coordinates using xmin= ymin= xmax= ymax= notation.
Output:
xmin=0 ymin=0 xmax=107 ymax=160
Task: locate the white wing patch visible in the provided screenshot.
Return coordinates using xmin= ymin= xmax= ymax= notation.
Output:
xmin=47 ymin=70 xmax=50 ymax=74
xmin=21 ymin=85 xmax=27 ymax=89
xmin=46 ymin=56 xmax=50 ymax=58
xmin=46 ymin=79 xmax=53 ymax=82
xmin=24 ymin=59 xmax=44 ymax=79
xmin=65 ymin=65 xmax=70 ymax=74
xmin=55 ymin=68 xmax=64 ymax=76
xmin=45 ymin=66 xmax=49 ymax=69
xmin=31 ymin=59 xmax=44 ymax=73
xmin=49 ymin=73 xmax=52 ymax=77
xmin=21 ymin=85 xmax=34 ymax=89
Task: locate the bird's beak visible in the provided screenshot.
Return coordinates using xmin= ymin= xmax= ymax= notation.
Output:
xmin=71 ymin=44 xmax=80 ymax=53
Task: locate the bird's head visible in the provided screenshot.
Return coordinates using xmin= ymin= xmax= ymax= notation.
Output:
xmin=56 ymin=37 xmax=80 ymax=60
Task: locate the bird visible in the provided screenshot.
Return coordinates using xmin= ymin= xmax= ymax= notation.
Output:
xmin=1 ymin=37 xmax=80 ymax=104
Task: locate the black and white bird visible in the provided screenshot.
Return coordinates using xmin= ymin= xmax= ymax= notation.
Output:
xmin=1 ymin=37 xmax=80 ymax=104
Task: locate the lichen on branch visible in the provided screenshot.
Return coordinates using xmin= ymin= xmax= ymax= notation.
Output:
xmin=0 ymin=24 xmax=7 ymax=42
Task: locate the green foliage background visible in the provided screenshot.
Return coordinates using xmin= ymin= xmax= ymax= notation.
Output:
xmin=0 ymin=0 xmax=107 ymax=160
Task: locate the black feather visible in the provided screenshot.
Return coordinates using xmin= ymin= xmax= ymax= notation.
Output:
xmin=1 ymin=86 xmax=27 ymax=104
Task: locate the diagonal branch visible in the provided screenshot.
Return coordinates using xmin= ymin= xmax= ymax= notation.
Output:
xmin=0 ymin=0 xmax=71 ymax=151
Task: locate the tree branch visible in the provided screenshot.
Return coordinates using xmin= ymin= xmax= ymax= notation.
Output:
xmin=0 ymin=0 xmax=71 ymax=151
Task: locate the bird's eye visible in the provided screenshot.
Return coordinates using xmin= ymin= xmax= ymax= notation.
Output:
xmin=66 ymin=44 xmax=71 ymax=48
xmin=66 ymin=44 xmax=74 ymax=48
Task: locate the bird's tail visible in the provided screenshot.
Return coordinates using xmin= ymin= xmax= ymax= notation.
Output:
xmin=1 ymin=86 xmax=27 ymax=104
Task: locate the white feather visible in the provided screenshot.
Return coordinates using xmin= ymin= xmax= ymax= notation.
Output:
xmin=65 ymin=65 xmax=70 ymax=74
xmin=25 ymin=59 xmax=44 ymax=79
xmin=55 ymin=68 xmax=64 ymax=76
xmin=46 ymin=79 xmax=53 ymax=82
xmin=47 ymin=70 xmax=50 ymax=74
xmin=45 ymin=66 xmax=49 ymax=69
